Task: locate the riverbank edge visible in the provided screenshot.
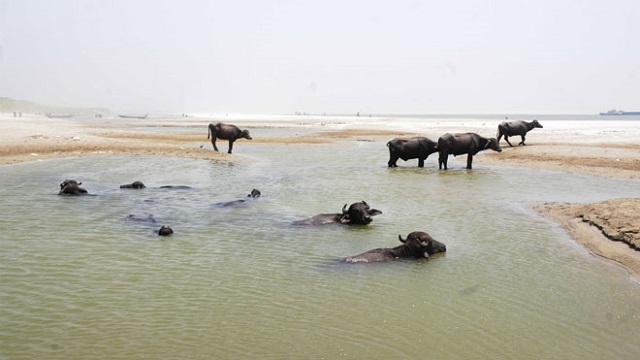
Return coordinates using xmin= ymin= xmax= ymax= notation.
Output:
xmin=534 ymin=200 xmax=640 ymax=285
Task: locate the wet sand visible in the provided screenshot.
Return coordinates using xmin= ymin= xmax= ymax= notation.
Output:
xmin=534 ymin=199 xmax=640 ymax=283
xmin=1 ymin=113 xmax=639 ymax=281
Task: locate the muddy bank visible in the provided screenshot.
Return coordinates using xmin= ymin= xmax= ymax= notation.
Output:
xmin=482 ymin=143 xmax=640 ymax=180
xmin=535 ymin=198 xmax=640 ymax=282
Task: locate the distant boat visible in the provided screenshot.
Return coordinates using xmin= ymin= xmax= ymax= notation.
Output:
xmin=118 ymin=113 xmax=148 ymax=119
xmin=599 ymin=109 xmax=640 ymax=116
xmin=46 ymin=113 xmax=74 ymax=118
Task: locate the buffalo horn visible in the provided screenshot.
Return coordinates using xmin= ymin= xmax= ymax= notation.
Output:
xmin=398 ymin=234 xmax=406 ymax=243
xmin=342 ymin=204 xmax=348 ymax=214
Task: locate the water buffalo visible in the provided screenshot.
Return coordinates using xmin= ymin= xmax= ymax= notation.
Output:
xmin=215 ymin=189 xmax=261 ymax=207
xmin=438 ymin=133 xmax=502 ymax=170
xmin=343 ymin=231 xmax=446 ymax=263
xmin=58 ymin=179 xmax=88 ymax=195
xmin=159 ymin=185 xmax=193 ymax=190
xmin=120 ymin=181 xmax=146 ymax=189
xmin=207 ymin=122 xmax=252 ymax=154
xmin=387 ymin=137 xmax=438 ymax=167
xmin=497 ymin=119 xmax=543 ymax=147
xmin=127 ymin=214 xmax=157 ymax=224
xmin=158 ymin=225 xmax=173 ymax=236
xmin=293 ymin=201 xmax=382 ymax=226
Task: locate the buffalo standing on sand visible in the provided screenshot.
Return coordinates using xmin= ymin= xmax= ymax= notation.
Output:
xmin=293 ymin=201 xmax=382 ymax=226
xmin=343 ymin=231 xmax=446 ymax=263
xmin=438 ymin=132 xmax=502 ymax=170
xmin=387 ymin=137 xmax=439 ymax=167
xmin=496 ymin=119 xmax=543 ymax=147
xmin=58 ymin=179 xmax=88 ymax=195
xmin=207 ymin=122 xmax=252 ymax=154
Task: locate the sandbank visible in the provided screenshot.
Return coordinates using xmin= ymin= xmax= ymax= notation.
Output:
xmin=534 ymin=199 xmax=640 ymax=283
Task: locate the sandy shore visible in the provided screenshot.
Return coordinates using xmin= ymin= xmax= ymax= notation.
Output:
xmin=534 ymin=199 xmax=640 ymax=283
xmin=1 ymin=112 xmax=639 ymax=281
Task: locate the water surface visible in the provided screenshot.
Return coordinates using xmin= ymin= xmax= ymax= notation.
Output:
xmin=1 ymin=138 xmax=640 ymax=359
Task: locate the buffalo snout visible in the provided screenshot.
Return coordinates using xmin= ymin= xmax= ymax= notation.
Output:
xmin=488 ymin=138 xmax=502 ymax=152
xmin=428 ymin=239 xmax=447 ymax=255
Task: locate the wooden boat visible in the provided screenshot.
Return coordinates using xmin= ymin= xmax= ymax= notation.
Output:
xmin=118 ymin=113 xmax=148 ymax=119
xmin=45 ymin=113 xmax=74 ymax=118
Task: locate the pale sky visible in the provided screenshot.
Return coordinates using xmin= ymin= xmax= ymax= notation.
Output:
xmin=0 ymin=0 xmax=638 ymax=114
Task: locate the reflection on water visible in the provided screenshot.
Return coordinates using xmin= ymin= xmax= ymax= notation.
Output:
xmin=1 ymin=140 xmax=640 ymax=359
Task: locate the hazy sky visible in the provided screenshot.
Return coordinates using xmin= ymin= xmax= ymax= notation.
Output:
xmin=1 ymin=0 xmax=638 ymax=114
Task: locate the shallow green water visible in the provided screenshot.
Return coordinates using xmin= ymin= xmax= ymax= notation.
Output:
xmin=1 ymin=138 xmax=640 ymax=359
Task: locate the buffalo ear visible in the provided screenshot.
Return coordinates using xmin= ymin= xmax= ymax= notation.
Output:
xmin=368 ymin=209 xmax=382 ymax=216
xmin=339 ymin=215 xmax=351 ymax=224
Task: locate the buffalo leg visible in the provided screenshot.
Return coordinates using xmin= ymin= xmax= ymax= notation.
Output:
xmin=211 ymin=137 xmax=219 ymax=151
xmin=388 ymin=155 xmax=398 ymax=167
xmin=438 ymin=153 xmax=447 ymax=170
xmin=466 ymin=154 xmax=473 ymax=169
xmin=227 ymin=140 xmax=234 ymax=154
xmin=418 ymin=158 xmax=425 ymax=167
xmin=504 ymin=136 xmax=514 ymax=147
xmin=519 ymin=135 xmax=526 ymax=146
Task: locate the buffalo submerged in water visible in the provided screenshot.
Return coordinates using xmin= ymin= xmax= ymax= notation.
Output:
xmin=214 ymin=189 xmax=261 ymax=207
xmin=58 ymin=179 xmax=88 ymax=195
xmin=343 ymin=231 xmax=447 ymax=263
xmin=292 ymin=201 xmax=382 ymax=226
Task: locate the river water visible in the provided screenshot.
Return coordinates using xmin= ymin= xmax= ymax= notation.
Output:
xmin=2 ymin=126 xmax=640 ymax=359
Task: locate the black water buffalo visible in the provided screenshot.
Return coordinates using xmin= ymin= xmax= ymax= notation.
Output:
xmin=120 ymin=181 xmax=146 ymax=189
xmin=159 ymin=185 xmax=193 ymax=190
xmin=158 ymin=225 xmax=173 ymax=236
xmin=215 ymin=189 xmax=261 ymax=207
xmin=58 ymin=179 xmax=88 ymax=195
xmin=343 ymin=231 xmax=446 ymax=263
xmin=126 ymin=214 xmax=157 ymax=224
xmin=497 ymin=119 xmax=543 ymax=147
xmin=293 ymin=201 xmax=382 ymax=226
xmin=207 ymin=122 xmax=252 ymax=154
xmin=387 ymin=137 xmax=439 ymax=167
xmin=438 ymin=133 xmax=502 ymax=170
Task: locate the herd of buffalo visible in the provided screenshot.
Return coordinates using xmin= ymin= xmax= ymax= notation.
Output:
xmin=57 ymin=119 xmax=544 ymax=264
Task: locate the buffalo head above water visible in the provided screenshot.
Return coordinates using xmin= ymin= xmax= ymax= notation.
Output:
xmin=58 ymin=179 xmax=88 ymax=195
xmin=292 ymin=201 xmax=382 ymax=226
xmin=120 ymin=181 xmax=146 ymax=189
xmin=340 ymin=201 xmax=382 ymax=225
